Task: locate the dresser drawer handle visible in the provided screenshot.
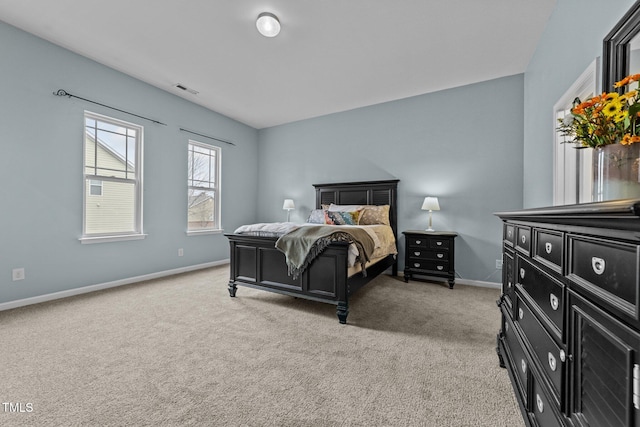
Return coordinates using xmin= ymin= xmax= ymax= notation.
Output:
xmin=507 ymin=281 xmax=512 ymax=288
xmin=550 ymin=294 xmax=559 ymax=311
xmin=437 ymin=253 xmax=444 ymax=259
xmin=519 ymin=268 xmax=525 ymax=279
xmin=545 ymin=242 xmax=553 ymax=254
xmin=521 ymin=359 xmax=527 ymax=374
xmin=518 ymin=308 xmax=524 ymax=320
xmin=592 ymin=257 xmax=606 ymax=275
xmin=536 ymin=394 xmax=544 ymax=414
xmin=507 ymin=230 xmax=513 ymax=238
xmin=521 ymin=235 xmax=527 ymax=244
xmin=414 ymin=263 xmax=421 ymax=268
xmin=414 ymin=251 xmax=421 ymax=256
xmin=559 ymin=349 xmax=566 ymax=362
xmin=548 ymin=352 xmax=557 ymax=371
xmin=436 ymin=265 xmax=444 ymax=271
xmin=415 ymin=240 xmax=422 ymax=245
xmin=436 ymin=241 xmax=443 ymax=246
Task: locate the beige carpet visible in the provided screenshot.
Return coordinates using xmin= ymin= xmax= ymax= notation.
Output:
xmin=0 ymin=266 xmax=523 ymax=427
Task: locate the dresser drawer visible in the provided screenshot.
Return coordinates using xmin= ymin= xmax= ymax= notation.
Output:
xmin=530 ymin=372 xmax=565 ymax=427
xmin=502 ymin=249 xmax=515 ymax=318
xmin=504 ymin=223 xmax=516 ymax=247
xmin=502 ymin=311 xmax=528 ymax=403
xmin=568 ymin=234 xmax=639 ymax=321
xmin=516 ymin=257 xmax=564 ymax=339
xmin=534 ymin=229 xmax=564 ymax=273
xmin=516 ymin=226 xmax=531 ymax=255
xmin=515 ymin=296 xmax=565 ymax=405
xmin=407 ymin=249 xmax=448 ymax=261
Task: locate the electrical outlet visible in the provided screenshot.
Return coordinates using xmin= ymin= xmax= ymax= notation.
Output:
xmin=12 ymin=268 xmax=25 ymax=281
xmin=178 ymin=248 xmax=184 ymax=257
xmin=495 ymin=259 xmax=503 ymax=270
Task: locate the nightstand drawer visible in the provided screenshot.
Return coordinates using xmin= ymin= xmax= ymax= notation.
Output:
xmin=408 ymin=259 xmax=449 ymax=272
xmin=407 ymin=236 xmax=428 ymax=249
xmin=408 ymin=249 xmax=448 ymax=261
xmin=429 ymin=238 xmax=450 ymax=249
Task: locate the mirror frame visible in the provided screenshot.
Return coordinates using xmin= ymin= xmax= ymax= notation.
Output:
xmin=603 ymin=1 xmax=640 ymax=90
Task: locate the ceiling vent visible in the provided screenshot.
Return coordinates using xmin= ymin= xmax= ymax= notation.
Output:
xmin=174 ymin=83 xmax=199 ymax=95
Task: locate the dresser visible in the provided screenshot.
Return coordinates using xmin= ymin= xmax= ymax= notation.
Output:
xmin=402 ymin=230 xmax=457 ymax=288
xmin=495 ymin=200 xmax=640 ymax=427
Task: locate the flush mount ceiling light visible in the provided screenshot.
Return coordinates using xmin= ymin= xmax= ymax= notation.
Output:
xmin=256 ymin=12 xmax=280 ymax=37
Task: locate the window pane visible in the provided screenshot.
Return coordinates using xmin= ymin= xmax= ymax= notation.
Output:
xmin=188 ymin=189 xmax=215 ymax=231
xmin=85 ymin=179 xmax=136 ymax=234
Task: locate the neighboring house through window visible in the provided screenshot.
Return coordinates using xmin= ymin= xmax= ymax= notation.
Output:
xmin=82 ymin=111 xmax=143 ymax=242
xmin=188 ymin=140 xmax=221 ymax=233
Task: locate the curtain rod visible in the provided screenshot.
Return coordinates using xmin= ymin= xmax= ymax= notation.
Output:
xmin=179 ymin=128 xmax=236 ymax=146
xmin=53 ymin=89 xmax=167 ymax=126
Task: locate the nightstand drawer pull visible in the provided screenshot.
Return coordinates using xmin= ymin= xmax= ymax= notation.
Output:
xmin=437 ymin=253 xmax=444 ymax=259
xmin=548 ymin=352 xmax=557 ymax=371
xmin=414 ymin=263 xmax=421 ymax=268
xmin=592 ymin=257 xmax=606 ymax=275
xmin=414 ymin=251 xmax=421 ymax=256
xmin=520 ymin=268 xmax=525 ymax=279
xmin=536 ymin=394 xmax=544 ymax=413
xmin=436 ymin=265 xmax=444 ymax=271
xmin=545 ymin=242 xmax=553 ymax=254
xmin=549 ymin=293 xmax=559 ymax=311
xmin=415 ymin=240 xmax=422 ymax=245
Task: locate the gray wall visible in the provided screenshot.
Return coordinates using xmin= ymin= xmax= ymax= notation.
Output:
xmin=257 ymin=75 xmax=525 ymax=282
xmin=523 ymin=0 xmax=637 ymax=207
xmin=0 ymin=21 xmax=259 ymax=304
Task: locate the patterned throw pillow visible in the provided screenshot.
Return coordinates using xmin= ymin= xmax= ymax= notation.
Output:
xmin=306 ymin=209 xmax=326 ymax=224
xmin=359 ymin=205 xmax=390 ymax=225
xmin=325 ymin=210 xmax=360 ymax=225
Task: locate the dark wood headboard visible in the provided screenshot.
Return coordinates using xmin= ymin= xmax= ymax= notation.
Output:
xmin=312 ymin=179 xmax=399 ymax=237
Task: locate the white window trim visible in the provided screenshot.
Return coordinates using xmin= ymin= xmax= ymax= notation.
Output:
xmin=187 ymin=140 xmax=222 ymax=234
xmin=80 ymin=111 xmax=144 ymax=243
xmin=553 ymin=58 xmax=600 ymax=206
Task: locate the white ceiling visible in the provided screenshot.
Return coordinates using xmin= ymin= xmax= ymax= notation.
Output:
xmin=0 ymin=0 xmax=556 ymax=129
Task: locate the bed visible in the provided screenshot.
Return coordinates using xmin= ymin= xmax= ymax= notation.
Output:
xmin=225 ymin=179 xmax=399 ymax=324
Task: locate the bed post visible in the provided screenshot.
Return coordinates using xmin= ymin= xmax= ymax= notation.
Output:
xmin=336 ymin=301 xmax=348 ymax=324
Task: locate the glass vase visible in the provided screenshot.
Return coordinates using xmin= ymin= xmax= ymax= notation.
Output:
xmin=592 ymin=143 xmax=640 ymax=201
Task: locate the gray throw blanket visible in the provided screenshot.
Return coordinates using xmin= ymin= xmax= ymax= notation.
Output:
xmin=275 ymin=226 xmax=376 ymax=279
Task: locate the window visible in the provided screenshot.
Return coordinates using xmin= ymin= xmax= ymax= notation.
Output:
xmin=82 ymin=111 xmax=143 ymax=242
xmin=553 ymin=59 xmax=598 ymax=205
xmin=187 ymin=141 xmax=221 ymax=232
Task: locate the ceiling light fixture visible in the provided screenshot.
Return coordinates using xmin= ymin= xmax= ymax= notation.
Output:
xmin=256 ymin=12 xmax=280 ymax=37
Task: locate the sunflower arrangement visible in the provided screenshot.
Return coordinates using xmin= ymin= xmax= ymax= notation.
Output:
xmin=557 ymin=73 xmax=640 ymax=148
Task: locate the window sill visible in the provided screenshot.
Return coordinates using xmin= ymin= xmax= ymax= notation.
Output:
xmin=187 ymin=229 xmax=224 ymax=237
xmin=79 ymin=234 xmax=147 ymax=244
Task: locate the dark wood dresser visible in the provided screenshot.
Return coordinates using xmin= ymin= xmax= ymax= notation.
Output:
xmin=495 ymin=200 xmax=640 ymax=427
xmin=402 ymin=230 xmax=457 ymax=288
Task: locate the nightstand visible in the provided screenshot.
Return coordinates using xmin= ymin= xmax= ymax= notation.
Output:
xmin=403 ymin=230 xmax=457 ymax=288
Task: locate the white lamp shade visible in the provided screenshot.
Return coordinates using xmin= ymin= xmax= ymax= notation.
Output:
xmin=256 ymin=12 xmax=281 ymax=37
xmin=421 ymin=197 xmax=440 ymax=211
xmin=283 ymin=199 xmax=295 ymax=210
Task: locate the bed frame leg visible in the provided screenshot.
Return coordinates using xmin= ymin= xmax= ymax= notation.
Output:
xmin=228 ymin=282 xmax=237 ymax=297
xmin=336 ymin=302 xmax=348 ymax=324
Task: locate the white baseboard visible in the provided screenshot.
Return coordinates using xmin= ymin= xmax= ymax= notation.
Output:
xmin=0 ymin=259 xmax=230 ymax=312
xmin=455 ymin=278 xmax=501 ymax=289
